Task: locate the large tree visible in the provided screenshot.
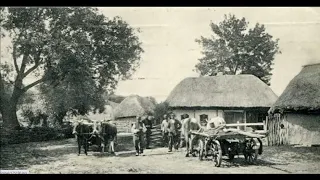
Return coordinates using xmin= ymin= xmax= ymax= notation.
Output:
xmin=0 ymin=7 xmax=143 ymax=129
xmin=195 ymin=14 xmax=281 ymax=85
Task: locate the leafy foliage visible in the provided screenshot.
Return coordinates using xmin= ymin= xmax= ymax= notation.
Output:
xmin=0 ymin=7 xmax=143 ymax=127
xmin=153 ymin=102 xmax=169 ymax=121
xmin=195 ymin=14 xmax=281 ymax=85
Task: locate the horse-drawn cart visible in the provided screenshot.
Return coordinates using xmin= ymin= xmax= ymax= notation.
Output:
xmin=190 ymin=125 xmax=267 ymax=167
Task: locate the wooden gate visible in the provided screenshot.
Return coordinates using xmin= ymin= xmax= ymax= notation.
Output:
xmin=150 ymin=124 xmax=163 ymax=147
xmin=267 ymin=114 xmax=290 ymax=146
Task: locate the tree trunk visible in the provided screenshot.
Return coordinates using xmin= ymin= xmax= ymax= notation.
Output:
xmin=1 ymin=104 xmax=21 ymax=129
xmin=1 ymin=86 xmax=24 ymax=130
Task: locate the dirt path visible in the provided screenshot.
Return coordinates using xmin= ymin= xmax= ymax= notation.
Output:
xmin=1 ymin=138 xmax=320 ymax=174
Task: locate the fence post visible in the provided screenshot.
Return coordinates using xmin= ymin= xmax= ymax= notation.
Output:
xmin=237 ymin=121 xmax=240 ymax=130
xmin=263 ymin=120 xmax=266 ymax=132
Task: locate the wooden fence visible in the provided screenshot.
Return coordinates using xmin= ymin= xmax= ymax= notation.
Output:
xmin=266 ymin=114 xmax=289 ymax=146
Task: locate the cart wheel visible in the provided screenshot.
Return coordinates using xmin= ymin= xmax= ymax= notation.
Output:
xmin=212 ymin=140 xmax=222 ymax=167
xmin=244 ymin=139 xmax=258 ymax=164
xmin=198 ymin=138 xmax=204 ymax=161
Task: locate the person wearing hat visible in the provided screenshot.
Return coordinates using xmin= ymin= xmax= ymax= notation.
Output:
xmin=167 ymin=112 xmax=182 ymax=152
xmin=142 ymin=112 xmax=153 ymax=149
xmin=131 ymin=115 xmax=147 ymax=156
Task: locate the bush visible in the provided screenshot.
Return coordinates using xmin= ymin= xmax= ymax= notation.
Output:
xmin=0 ymin=124 xmax=74 ymax=146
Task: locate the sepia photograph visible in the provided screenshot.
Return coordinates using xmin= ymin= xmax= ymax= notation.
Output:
xmin=0 ymin=7 xmax=319 ymax=174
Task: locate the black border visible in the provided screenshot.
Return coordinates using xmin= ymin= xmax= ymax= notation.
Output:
xmin=1 ymin=1 xmax=320 ymax=6
xmin=1 ymin=3 xmax=320 ymax=177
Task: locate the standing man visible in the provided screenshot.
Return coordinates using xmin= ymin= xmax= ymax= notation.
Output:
xmin=142 ymin=112 xmax=153 ymax=149
xmin=179 ymin=114 xmax=189 ymax=148
xmin=131 ymin=116 xmax=147 ymax=156
xmin=161 ymin=114 xmax=169 ymax=147
xmin=167 ymin=112 xmax=182 ymax=152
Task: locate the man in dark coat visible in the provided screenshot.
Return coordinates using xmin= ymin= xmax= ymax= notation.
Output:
xmin=167 ymin=112 xmax=182 ymax=152
xmin=142 ymin=113 xmax=153 ymax=149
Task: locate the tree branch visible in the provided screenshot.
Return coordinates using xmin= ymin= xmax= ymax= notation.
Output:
xmin=234 ymin=63 xmax=239 ymax=74
xmin=23 ymin=63 xmax=41 ymax=78
xmin=22 ymin=78 xmax=44 ymax=92
xmin=12 ymin=45 xmax=20 ymax=74
xmin=23 ymin=48 xmax=43 ymax=78
xmin=19 ymin=52 xmax=30 ymax=75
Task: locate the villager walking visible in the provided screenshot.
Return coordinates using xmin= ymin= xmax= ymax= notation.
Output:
xmin=167 ymin=112 xmax=182 ymax=152
xmin=142 ymin=112 xmax=153 ymax=149
xmin=131 ymin=116 xmax=147 ymax=156
xmin=161 ymin=114 xmax=169 ymax=147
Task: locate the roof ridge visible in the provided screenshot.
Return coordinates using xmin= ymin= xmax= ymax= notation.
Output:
xmin=302 ymin=62 xmax=320 ymax=68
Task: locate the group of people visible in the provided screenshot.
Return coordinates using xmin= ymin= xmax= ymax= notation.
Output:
xmin=72 ymin=111 xmax=226 ymax=157
xmin=161 ymin=112 xmax=183 ymax=152
xmin=131 ymin=113 xmax=154 ymax=156
xmin=160 ymin=112 xmax=227 ymax=153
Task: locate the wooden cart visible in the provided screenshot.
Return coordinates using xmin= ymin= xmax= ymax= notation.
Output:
xmin=190 ymin=126 xmax=266 ymax=167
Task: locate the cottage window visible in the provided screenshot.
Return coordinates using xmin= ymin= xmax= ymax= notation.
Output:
xmin=224 ymin=111 xmax=244 ymax=130
xmin=199 ymin=114 xmax=208 ymax=126
xmin=181 ymin=114 xmax=189 ymax=120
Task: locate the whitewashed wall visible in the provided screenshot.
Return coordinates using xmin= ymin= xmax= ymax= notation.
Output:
xmin=286 ymin=113 xmax=320 ymax=146
xmin=172 ymin=109 xmax=224 ymax=121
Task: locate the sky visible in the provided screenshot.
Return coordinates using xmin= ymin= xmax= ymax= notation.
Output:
xmin=2 ymin=7 xmax=320 ymax=103
xmin=97 ymin=7 xmax=320 ymax=102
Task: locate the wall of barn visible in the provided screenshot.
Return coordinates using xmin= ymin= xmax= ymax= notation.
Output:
xmin=268 ymin=113 xmax=320 ymax=146
xmin=286 ymin=113 xmax=320 ymax=146
xmin=114 ymin=117 xmax=136 ymax=133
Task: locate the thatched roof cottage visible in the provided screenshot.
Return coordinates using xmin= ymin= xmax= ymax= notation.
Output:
xmin=268 ymin=63 xmax=320 ymax=146
xmin=165 ymin=74 xmax=278 ymax=130
xmin=114 ymin=95 xmax=156 ymax=133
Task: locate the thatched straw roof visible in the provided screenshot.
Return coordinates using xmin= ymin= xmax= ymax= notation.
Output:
xmin=269 ymin=63 xmax=320 ymax=114
xmin=114 ymin=95 xmax=156 ymax=119
xmin=165 ymin=74 xmax=278 ymax=108
xmin=107 ymin=101 xmax=119 ymax=109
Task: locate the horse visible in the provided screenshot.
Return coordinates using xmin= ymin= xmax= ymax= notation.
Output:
xmin=93 ymin=121 xmax=118 ymax=155
xmin=181 ymin=115 xmax=203 ymax=157
xmin=74 ymin=122 xmax=95 ymax=156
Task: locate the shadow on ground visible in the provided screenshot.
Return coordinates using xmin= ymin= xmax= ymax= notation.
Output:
xmin=0 ymin=138 xmax=78 ymax=169
xmin=0 ymin=138 xmax=137 ymax=169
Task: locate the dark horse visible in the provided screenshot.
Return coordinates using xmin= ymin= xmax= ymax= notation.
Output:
xmin=181 ymin=114 xmax=203 ymax=157
xmin=74 ymin=123 xmax=94 ymax=156
xmin=93 ymin=121 xmax=118 ymax=155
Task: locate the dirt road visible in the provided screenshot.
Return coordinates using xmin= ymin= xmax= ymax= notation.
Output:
xmin=1 ymin=138 xmax=320 ymax=174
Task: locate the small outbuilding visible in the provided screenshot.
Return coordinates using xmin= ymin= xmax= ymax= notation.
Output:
xmin=268 ymin=63 xmax=320 ymax=146
xmin=113 ymin=95 xmax=156 ymax=133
